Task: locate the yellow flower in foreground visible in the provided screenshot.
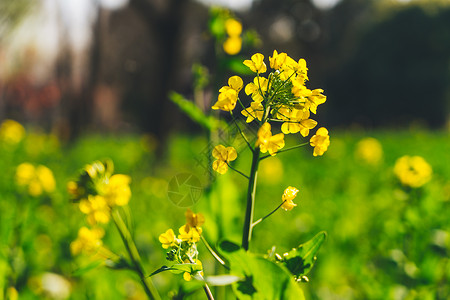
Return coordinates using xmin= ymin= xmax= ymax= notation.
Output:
xmin=256 ymin=123 xmax=285 ymax=156
xmin=159 ymin=228 xmax=178 ymax=249
xmin=0 ymin=119 xmax=25 ymax=145
xmin=394 ymin=155 xmax=432 ymax=188
xmin=212 ymin=145 xmax=237 ymax=174
xmin=243 ymin=53 xmax=267 ymax=73
xmin=281 ymin=186 xmax=299 ymax=211
xmin=223 ymin=36 xmax=242 ymax=55
xmin=355 ymin=137 xmax=383 ymax=165
xmin=178 ymin=225 xmax=200 ymax=243
xmin=310 ymin=127 xmax=330 ymax=157
xmin=70 ymin=227 xmax=104 ymax=255
xmin=278 ymin=108 xmax=317 ymax=136
xmin=185 ymin=208 xmax=205 ymax=234
xmin=103 ymin=174 xmax=131 ymax=206
xmin=241 ymin=102 xmax=264 ymax=123
xmin=225 ymin=18 xmax=242 ymax=36
xmin=212 ymin=88 xmax=238 ymax=111
xmin=269 ymin=50 xmax=287 ymax=70
xmin=245 ymin=76 xmax=268 ymax=103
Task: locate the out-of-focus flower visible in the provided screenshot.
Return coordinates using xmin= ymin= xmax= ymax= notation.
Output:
xmin=28 ymin=273 xmax=72 ymax=300
xmin=281 ymin=186 xmax=299 ymax=211
xmin=70 ymin=226 xmax=104 ymax=255
xmin=212 ymin=145 xmax=237 ymax=174
xmin=225 ymin=18 xmax=242 ymax=36
xmin=223 ymin=36 xmax=242 ymax=55
xmin=394 ymin=155 xmax=432 ymax=188
xmin=310 ymin=127 xmax=330 ymax=157
xmin=103 ymin=174 xmax=131 ymax=206
xmin=79 ymin=195 xmax=110 ymax=225
xmin=243 ymin=53 xmax=267 ymax=73
xmin=256 ymin=122 xmax=285 ymax=156
xmin=0 ymin=119 xmax=25 ymax=145
xmin=355 ymin=137 xmax=383 ymax=165
xmin=15 ymin=163 xmax=56 ymax=196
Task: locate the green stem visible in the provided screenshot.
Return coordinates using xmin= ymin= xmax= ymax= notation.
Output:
xmin=260 ymin=142 xmax=309 ymax=161
xmin=200 ymin=235 xmax=229 ymax=270
xmin=252 ymin=201 xmax=286 ymax=227
xmin=112 ymin=209 xmax=160 ymax=300
xmin=241 ymin=147 xmax=260 ymax=251
xmin=226 ymin=162 xmax=249 ymax=179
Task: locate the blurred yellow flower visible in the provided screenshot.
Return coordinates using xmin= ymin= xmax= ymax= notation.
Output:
xmin=212 ymin=145 xmax=237 ymax=174
xmin=178 ymin=224 xmax=200 ymax=243
xmin=159 ymin=228 xmax=178 ymax=249
xmin=225 ymin=18 xmax=242 ymax=36
xmin=243 ymin=53 xmax=267 ymax=73
xmin=185 ymin=208 xmax=205 ymax=233
xmin=79 ymin=195 xmax=110 ymax=225
xmin=281 ymin=186 xmax=299 ymax=211
xmin=310 ymin=127 xmax=330 ymax=157
xmin=223 ymin=36 xmax=242 ymax=55
xmin=241 ymin=102 xmax=264 ymax=123
xmin=355 ymin=137 xmax=383 ymax=165
xmin=256 ymin=122 xmax=285 ymax=156
xmin=0 ymin=119 xmax=25 ymax=145
xmin=394 ymin=155 xmax=432 ymax=188
xmin=103 ymin=174 xmax=131 ymax=206
xmin=70 ymin=226 xmax=104 ymax=255
xmin=15 ymin=163 xmax=56 ymax=196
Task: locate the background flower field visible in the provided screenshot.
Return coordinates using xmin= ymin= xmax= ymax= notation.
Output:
xmin=1 ymin=126 xmax=448 ymax=299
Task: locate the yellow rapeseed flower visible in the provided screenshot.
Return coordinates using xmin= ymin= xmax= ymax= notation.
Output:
xmin=0 ymin=119 xmax=25 ymax=145
xmin=256 ymin=123 xmax=285 ymax=156
xmin=36 ymin=165 xmax=56 ymax=193
xmin=394 ymin=155 xmax=432 ymax=188
xmin=243 ymin=53 xmax=267 ymax=73
xmin=15 ymin=163 xmax=56 ymax=196
xmin=70 ymin=226 xmax=105 ymax=255
xmin=355 ymin=137 xmax=383 ymax=165
xmin=310 ymin=127 xmax=330 ymax=156
xmin=241 ymin=102 xmax=264 ymax=123
xmin=79 ymin=195 xmax=110 ymax=225
xmin=185 ymin=208 xmax=205 ymax=233
xmin=269 ymin=50 xmax=288 ymax=70
xmin=245 ymin=76 xmax=268 ymax=103
xmin=281 ymin=186 xmax=299 ymax=211
xmin=103 ymin=174 xmax=131 ymax=206
xmin=178 ymin=225 xmax=200 ymax=243
xmin=278 ymin=108 xmax=317 ymax=136
xmin=159 ymin=228 xmax=178 ymax=249
xmin=212 ymin=88 xmax=238 ymax=111
xmin=212 ymin=145 xmax=237 ymax=174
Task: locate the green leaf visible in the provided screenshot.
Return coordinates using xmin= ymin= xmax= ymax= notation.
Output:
xmin=226 ymin=57 xmax=254 ymax=75
xmin=279 ymin=231 xmax=327 ymax=278
xmin=169 ymin=92 xmax=225 ymax=131
xmin=218 ymin=241 xmax=305 ymax=300
xmin=149 ymin=263 xmax=203 ymax=277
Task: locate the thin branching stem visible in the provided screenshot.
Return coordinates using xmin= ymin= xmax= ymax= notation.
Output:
xmin=252 ymin=201 xmax=286 ymax=227
xmin=230 ymin=112 xmax=254 ymax=152
xmin=260 ymin=142 xmax=309 ymax=161
xmin=226 ymin=162 xmax=249 ymax=179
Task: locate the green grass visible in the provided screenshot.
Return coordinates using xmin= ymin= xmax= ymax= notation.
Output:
xmin=0 ymin=128 xmax=449 ymax=299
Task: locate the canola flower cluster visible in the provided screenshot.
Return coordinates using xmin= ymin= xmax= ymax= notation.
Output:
xmin=159 ymin=209 xmax=205 ymax=281
xmin=15 ymin=163 xmax=56 ymax=197
xmin=68 ymin=161 xmax=131 ymax=255
xmin=212 ymin=51 xmax=330 ymax=159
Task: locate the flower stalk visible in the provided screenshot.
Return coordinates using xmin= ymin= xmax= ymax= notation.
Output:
xmin=112 ymin=209 xmax=160 ymax=300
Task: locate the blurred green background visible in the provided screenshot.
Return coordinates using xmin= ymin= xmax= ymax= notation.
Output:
xmin=1 ymin=0 xmax=449 ymax=299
